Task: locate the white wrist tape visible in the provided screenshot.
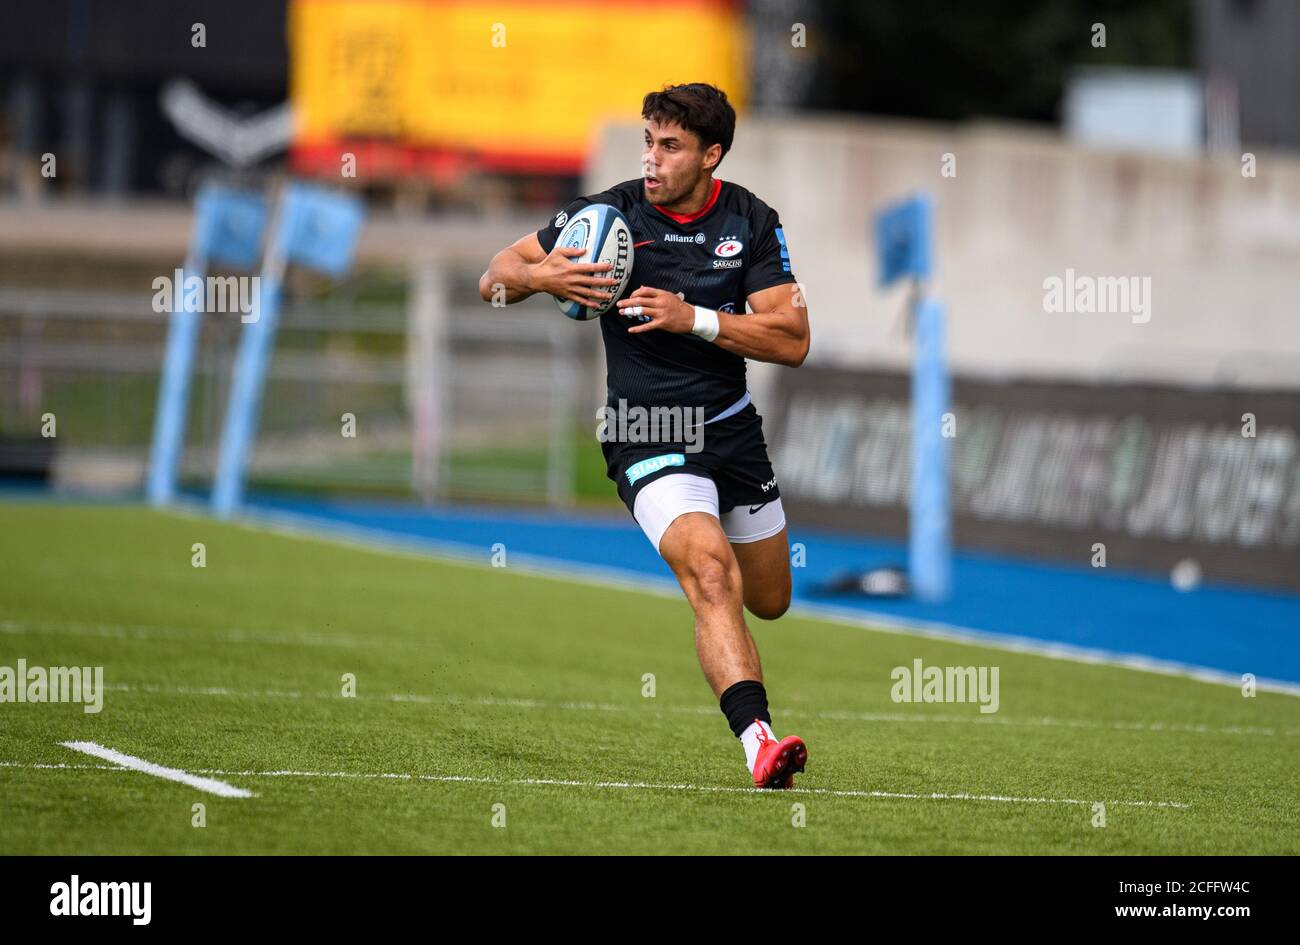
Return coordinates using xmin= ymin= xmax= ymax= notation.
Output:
xmin=691 ymin=306 xmax=720 ymax=342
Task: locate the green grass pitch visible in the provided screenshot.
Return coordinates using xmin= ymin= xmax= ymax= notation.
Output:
xmin=2 ymin=503 xmax=1297 ymax=854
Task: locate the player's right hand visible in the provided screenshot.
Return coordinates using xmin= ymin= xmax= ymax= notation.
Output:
xmin=531 ymin=245 xmax=619 ymax=308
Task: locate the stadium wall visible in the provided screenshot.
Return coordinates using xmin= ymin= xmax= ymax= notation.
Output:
xmin=589 ymin=117 xmax=1300 ymax=403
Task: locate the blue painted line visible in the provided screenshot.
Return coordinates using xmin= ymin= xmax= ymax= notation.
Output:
xmin=7 ymin=486 xmax=1296 ymax=689
xmin=237 ymin=492 xmax=1300 ymax=688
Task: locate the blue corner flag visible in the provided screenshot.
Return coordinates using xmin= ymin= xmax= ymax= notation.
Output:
xmin=275 ymin=183 xmax=365 ymax=277
xmin=211 ymin=183 xmax=364 ymax=519
xmin=194 ymin=185 xmax=268 ymax=269
xmin=147 ymin=183 xmax=267 ymax=506
xmin=874 ymin=194 xmax=933 ymax=287
xmin=873 ymin=191 xmax=951 ymax=602
xmin=909 ymin=295 xmax=952 ymax=602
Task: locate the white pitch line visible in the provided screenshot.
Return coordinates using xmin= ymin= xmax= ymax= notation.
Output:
xmin=16 ymin=502 xmax=1300 ymax=702
xmin=0 ymin=618 xmax=365 ymax=649
xmin=105 ymin=682 xmax=306 ymax=700
xmin=1 ymin=758 xmax=1189 ymax=809
xmin=218 ymin=501 xmax=1300 ymax=699
xmin=97 ymin=681 xmax=1300 ymax=738
xmin=58 ymin=741 xmax=256 ymax=799
xmin=188 ymin=770 xmax=1190 ymax=809
xmin=0 ymin=760 xmax=123 ymax=771
xmin=15 ymin=499 xmax=1299 ymax=698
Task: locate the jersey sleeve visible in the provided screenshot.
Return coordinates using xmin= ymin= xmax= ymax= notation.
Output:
xmin=743 ymin=203 xmax=797 ymax=298
xmin=535 ymin=185 xmax=631 ymax=253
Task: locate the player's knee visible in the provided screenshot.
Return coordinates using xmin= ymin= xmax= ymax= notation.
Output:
xmin=684 ymin=546 xmax=740 ymax=609
xmin=747 ymin=582 xmax=791 ymax=620
xmin=748 ymin=597 xmax=790 ymax=621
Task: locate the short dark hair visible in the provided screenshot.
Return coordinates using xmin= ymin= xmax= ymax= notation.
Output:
xmin=641 ymin=83 xmax=736 ymax=169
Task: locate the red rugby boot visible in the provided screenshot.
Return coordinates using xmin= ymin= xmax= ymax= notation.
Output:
xmin=751 ymin=720 xmax=807 ymax=789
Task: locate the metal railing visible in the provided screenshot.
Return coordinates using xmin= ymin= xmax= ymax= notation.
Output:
xmin=0 ymin=268 xmax=589 ymax=504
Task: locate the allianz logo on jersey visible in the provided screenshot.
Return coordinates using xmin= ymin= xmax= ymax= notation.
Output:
xmin=664 ymin=232 xmax=705 ymax=243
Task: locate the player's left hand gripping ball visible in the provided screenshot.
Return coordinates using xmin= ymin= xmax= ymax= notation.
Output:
xmin=552 ymin=204 xmax=634 ymax=320
xmin=617 ymin=287 xmax=694 ymax=333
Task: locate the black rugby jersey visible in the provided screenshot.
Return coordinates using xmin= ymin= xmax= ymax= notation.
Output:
xmin=536 ymin=177 xmax=797 ymax=418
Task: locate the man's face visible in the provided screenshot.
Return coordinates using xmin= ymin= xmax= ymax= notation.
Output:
xmin=642 ymin=119 xmax=711 ymax=205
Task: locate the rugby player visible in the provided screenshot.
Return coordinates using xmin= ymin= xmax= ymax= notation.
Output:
xmin=478 ymin=83 xmax=810 ymax=789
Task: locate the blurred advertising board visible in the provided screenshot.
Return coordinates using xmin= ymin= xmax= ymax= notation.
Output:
xmin=289 ymin=0 xmax=747 ymax=178
xmin=768 ymin=367 xmax=1300 ymax=591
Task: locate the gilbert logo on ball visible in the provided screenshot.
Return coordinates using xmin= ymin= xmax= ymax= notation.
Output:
xmin=553 ymin=203 xmax=634 ymax=321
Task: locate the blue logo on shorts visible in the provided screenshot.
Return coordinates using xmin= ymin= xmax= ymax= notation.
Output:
xmin=625 ymin=453 xmax=685 ymax=486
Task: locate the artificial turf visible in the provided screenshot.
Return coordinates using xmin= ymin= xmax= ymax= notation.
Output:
xmin=2 ymin=503 xmax=1297 ymax=854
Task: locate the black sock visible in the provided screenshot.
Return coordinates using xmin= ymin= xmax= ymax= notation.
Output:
xmin=719 ymin=679 xmax=771 ymax=738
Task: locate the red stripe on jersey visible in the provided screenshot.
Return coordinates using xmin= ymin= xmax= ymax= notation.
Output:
xmin=649 ymin=177 xmax=722 ymax=224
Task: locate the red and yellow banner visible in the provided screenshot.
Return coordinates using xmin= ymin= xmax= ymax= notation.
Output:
xmin=290 ymin=0 xmax=747 ymax=177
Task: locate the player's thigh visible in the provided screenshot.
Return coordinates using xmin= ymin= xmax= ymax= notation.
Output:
xmin=631 ymin=472 xmax=719 ymax=554
xmin=659 ymin=510 xmax=742 ymax=605
xmin=710 ymin=411 xmax=790 ymax=619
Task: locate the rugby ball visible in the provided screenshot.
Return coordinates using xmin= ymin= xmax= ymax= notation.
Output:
xmin=552 ymin=203 xmax=634 ymax=320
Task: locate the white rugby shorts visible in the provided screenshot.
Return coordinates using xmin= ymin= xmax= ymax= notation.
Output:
xmin=632 ymin=473 xmax=786 ymax=553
